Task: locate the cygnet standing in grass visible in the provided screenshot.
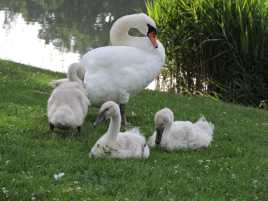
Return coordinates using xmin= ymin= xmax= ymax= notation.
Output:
xmin=47 ymin=64 xmax=90 ymax=133
xmin=148 ymin=108 xmax=214 ymax=150
xmin=90 ymin=101 xmax=149 ymax=159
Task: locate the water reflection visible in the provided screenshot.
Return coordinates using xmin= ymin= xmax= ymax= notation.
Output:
xmin=0 ymin=11 xmax=80 ymax=72
xmin=0 ymin=0 xmax=146 ymax=72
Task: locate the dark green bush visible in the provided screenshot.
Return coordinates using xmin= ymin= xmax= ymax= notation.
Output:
xmin=147 ymin=0 xmax=268 ymax=106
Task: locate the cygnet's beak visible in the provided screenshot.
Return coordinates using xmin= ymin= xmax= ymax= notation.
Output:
xmin=93 ymin=111 xmax=106 ymax=127
xmin=155 ymin=127 xmax=164 ymax=145
xmin=148 ymin=32 xmax=158 ymax=48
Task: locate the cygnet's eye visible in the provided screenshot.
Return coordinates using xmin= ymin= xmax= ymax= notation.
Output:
xmin=97 ymin=144 xmax=100 ymax=148
xmin=156 ymin=122 xmax=164 ymax=129
xmin=103 ymin=108 xmax=110 ymax=114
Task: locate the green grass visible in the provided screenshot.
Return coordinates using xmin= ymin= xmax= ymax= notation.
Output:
xmin=0 ymin=59 xmax=267 ymax=201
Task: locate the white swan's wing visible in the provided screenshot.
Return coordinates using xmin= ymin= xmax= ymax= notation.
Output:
xmin=81 ymin=46 xmax=162 ymax=81
xmin=81 ymin=46 xmax=149 ymax=71
xmin=81 ymin=46 xmax=163 ymax=104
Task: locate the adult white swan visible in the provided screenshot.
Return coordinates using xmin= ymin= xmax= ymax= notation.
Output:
xmin=80 ymin=13 xmax=165 ymax=126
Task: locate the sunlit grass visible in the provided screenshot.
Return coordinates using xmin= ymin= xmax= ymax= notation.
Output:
xmin=0 ymin=59 xmax=267 ymax=200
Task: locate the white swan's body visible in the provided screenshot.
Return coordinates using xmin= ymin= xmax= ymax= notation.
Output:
xmin=81 ymin=13 xmax=165 ymax=105
xmin=47 ymin=80 xmax=90 ymax=131
xmin=81 ymin=45 xmax=164 ymax=104
xmin=148 ymin=108 xmax=214 ymax=150
xmin=50 ymin=63 xmax=85 ymax=88
xmin=90 ymin=101 xmax=149 ymax=159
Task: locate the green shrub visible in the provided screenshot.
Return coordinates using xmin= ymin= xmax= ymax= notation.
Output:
xmin=147 ymin=0 xmax=268 ymax=106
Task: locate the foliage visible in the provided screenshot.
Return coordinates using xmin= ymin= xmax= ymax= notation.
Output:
xmin=0 ymin=59 xmax=268 ymax=200
xmin=0 ymin=0 xmax=146 ymax=54
xmin=147 ymin=0 xmax=268 ymax=106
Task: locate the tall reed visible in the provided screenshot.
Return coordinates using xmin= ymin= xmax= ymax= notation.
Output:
xmin=147 ymin=0 xmax=268 ymax=105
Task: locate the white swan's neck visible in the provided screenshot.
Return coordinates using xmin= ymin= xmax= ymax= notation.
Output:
xmin=107 ymin=114 xmax=121 ymax=141
xmin=110 ymin=15 xmax=137 ymax=46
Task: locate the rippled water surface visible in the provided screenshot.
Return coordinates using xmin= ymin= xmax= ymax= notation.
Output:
xmin=0 ymin=0 xmax=146 ymax=72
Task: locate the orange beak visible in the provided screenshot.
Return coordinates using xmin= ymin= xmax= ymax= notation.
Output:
xmin=148 ymin=32 xmax=158 ymax=48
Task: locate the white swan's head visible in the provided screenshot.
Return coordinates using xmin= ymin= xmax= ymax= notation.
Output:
xmin=141 ymin=13 xmax=159 ymax=49
xmin=93 ymin=101 xmax=120 ymax=126
xmin=154 ymin=108 xmax=174 ymax=145
xmin=134 ymin=13 xmax=156 ymax=34
xmin=110 ymin=13 xmax=159 ymax=48
xmin=132 ymin=13 xmax=158 ymax=48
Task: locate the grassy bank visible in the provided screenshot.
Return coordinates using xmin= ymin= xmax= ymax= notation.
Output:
xmin=0 ymin=59 xmax=267 ymax=201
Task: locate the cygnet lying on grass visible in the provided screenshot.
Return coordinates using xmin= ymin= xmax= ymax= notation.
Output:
xmin=148 ymin=108 xmax=214 ymax=150
xmin=90 ymin=101 xmax=149 ymax=159
xmin=47 ymin=81 xmax=90 ymax=133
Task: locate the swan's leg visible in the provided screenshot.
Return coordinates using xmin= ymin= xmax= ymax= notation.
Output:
xmin=49 ymin=123 xmax=54 ymax=132
xmin=77 ymin=126 xmax=81 ymax=134
xmin=119 ymin=104 xmax=127 ymax=128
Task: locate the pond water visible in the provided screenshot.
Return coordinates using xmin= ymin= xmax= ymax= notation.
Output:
xmin=0 ymin=0 xmax=146 ymax=72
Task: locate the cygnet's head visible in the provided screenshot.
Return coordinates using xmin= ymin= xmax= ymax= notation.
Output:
xmin=93 ymin=101 xmax=120 ymax=127
xmin=67 ymin=62 xmax=85 ymax=82
xmin=154 ymin=108 xmax=174 ymax=145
